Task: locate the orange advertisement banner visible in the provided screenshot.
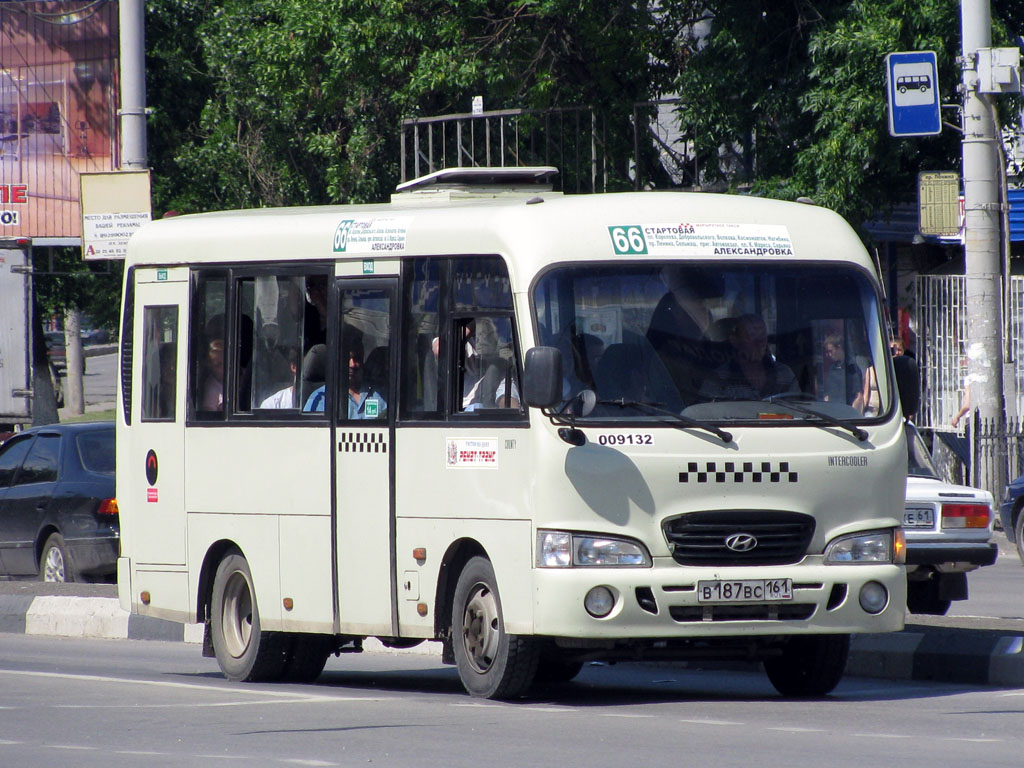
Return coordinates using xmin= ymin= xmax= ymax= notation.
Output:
xmin=1 ymin=1 xmax=119 ymax=241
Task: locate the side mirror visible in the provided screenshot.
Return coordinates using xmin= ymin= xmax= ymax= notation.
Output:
xmin=893 ymin=354 xmax=920 ymax=419
xmin=523 ymin=346 xmax=562 ymax=409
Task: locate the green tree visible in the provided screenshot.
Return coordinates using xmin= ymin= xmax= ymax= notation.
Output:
xmin=670 ymin=1 xmax=1020 ymax=228
xmin=146 ymin=0 xmax=684 ymax=211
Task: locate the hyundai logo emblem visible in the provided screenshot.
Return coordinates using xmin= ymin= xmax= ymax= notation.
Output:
xmin=725 ymin=533 xmax=758 ymax=552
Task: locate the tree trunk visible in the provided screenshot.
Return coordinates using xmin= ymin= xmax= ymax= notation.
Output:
xmin=64 ymin=309 xmax=85 ymax=415
xmin=30 ymin=289 xmax=59 ymax=426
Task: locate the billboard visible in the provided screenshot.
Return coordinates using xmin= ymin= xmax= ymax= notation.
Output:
xmin=0 ymin=1 xmax=119 ymax=242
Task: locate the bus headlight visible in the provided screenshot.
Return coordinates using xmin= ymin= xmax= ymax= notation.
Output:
xmin=824 ymin=530 xmax=898 ymax=564
xmin=537 ymin=531 xmax=652 ymax=567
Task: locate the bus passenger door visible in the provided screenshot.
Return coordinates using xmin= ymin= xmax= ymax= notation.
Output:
xmin=129 ymin=270 xmax=187 ymax=567
xmin=333 ymin=280 xmax=396 ymax=636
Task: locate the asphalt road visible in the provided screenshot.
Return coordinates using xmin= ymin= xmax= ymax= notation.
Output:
xmin=0 ymin=631 xmax=1021 ymax=768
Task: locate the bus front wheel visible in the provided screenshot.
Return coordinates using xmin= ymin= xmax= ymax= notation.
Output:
xmin=452 ymin=556 xmax=539 ymax=699
xmin=763 ymin=634 xmax=849 ymax=697
xmin=211 ymin=551 xmax=286 ymax=682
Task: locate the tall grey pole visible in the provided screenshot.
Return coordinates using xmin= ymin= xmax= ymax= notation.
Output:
xmin=119 ymin=0 xmax=147 ymax=169
xmin=960 ymin=0 xmax=1005 ymax=492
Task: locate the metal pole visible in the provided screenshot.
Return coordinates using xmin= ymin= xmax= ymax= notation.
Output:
xmin=961 ymin=0 xmax=1006 ymax=494
xmin=118 ymin=0 xmax=147 ymax=169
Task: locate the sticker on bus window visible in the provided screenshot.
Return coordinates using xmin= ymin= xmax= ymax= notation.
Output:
xmin=608 ymin=223 xmax=793 ymax=258
xmin=333 ymin=216 xmax=410 ymax=254
xmin=446 ymin=438 xmax=499 ymax=469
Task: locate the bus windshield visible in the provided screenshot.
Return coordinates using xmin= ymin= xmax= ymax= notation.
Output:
xmin=532 ymin=261 xmax=891 ymax=423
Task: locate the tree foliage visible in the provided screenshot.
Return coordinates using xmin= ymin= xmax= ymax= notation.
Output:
xmin=146 ymin=0 xmax=680 ymax=211
xmin=671 ymin=0 xmax=1020 ymax=228
xmin=144 ymin=1 xmax=1023 ymax=230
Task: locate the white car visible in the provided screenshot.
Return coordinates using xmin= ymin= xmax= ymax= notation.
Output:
xmin=904 ymin=424 xmax=997 ymax=615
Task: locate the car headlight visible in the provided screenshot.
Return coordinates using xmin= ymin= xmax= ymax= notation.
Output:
xmin=824 ymin=529 xmax=902 ymax=564
xmin=536 ymin=530 xmax=652 ymax=567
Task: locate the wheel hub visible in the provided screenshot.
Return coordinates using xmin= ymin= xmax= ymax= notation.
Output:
xmin=462 ymin=583 xmax=499 ymax=673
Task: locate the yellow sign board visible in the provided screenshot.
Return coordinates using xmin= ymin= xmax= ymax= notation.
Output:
xmin=918 ymin=171 xmax=961 ymax=237
xmin=79 ymin=170 xmax=152 ymax=260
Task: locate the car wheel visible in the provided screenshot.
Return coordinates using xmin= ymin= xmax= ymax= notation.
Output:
xmin=1015 ymin=510 xmax=1024 ymax=566
xmin=763 ymin=634 xmax=849 ymax=697
xmin=40 ymin=533 xmax=74 ymax=583
xmin=452 ymin=556 xmax=539 ymax=699
xmin=210 ymin=551 xmax=287 ymax=682
xmin=906 ymin=579 xmax=951 ymax=616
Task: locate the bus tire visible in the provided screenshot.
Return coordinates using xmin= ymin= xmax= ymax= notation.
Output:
xmin=211 ymin=552 xmax=286 ymax=682
xmin=763 ymin=634 xmax=849 ymax=697
xmin=452 ymin=556 xmax=539 ymax=699
xmin=280 ymin=633 xmax=333 ymax=683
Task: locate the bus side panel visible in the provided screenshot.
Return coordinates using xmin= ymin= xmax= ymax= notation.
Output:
xmin=184 ymin=427 xmax=334 ymax=632
xmin=279 ymin=514 xmax=334 ymax=633
xmin=131 ymin=567 xmax=191 ymax=623
xmin=395 ymin=517 xmax=533 ymax=636
xmin=188 ymin=512 xmax=283 ymax=629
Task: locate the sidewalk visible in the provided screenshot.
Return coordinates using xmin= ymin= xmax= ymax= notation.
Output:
xmin=1 ymin=580 xmax=1022 ymax=686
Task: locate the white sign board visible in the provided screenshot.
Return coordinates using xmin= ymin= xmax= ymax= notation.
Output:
xmin=80 ymin=170 xmax=152 ymax=260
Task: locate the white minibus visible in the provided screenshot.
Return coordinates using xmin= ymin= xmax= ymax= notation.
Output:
xmin=117 ymin=167 xmax=910 ymax=698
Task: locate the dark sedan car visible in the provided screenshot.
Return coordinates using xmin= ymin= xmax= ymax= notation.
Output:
xmin=0 ymin=421 xmax=117 ymax=582
xmin=999 ymin=473 xmax=1024 ymax=564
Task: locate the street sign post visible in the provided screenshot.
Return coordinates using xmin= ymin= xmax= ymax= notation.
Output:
xmin=886 ymin=51 xmax=942 ymax=137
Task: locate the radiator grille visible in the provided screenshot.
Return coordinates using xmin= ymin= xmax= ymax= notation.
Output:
xmin=663 ymin=510 xmax=815 ymax=566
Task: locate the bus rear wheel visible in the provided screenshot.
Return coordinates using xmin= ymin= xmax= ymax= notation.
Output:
xmin=211 ymin=551 xmax=286 ymax=682
xmin=452 ymin=556 xmax=539 ymax=699
xmin=763 ymin=634 xmax=849 ymax=697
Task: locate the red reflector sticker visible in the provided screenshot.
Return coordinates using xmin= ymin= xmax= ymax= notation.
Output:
xmin=147 ymin=488 xmax=158 ymax=502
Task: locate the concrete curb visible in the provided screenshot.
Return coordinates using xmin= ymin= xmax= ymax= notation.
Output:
xmin=1 ymin=594 xmax=1020 ymax=684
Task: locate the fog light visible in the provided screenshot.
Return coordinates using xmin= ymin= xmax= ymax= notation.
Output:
xmin=584 ymin=586 xmax=615 ymax=618
xmin=859 ymin=581 xmax=888 ymax=614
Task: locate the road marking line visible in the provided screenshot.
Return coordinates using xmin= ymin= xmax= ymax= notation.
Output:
xmin=852 ymin=734 xmax=911 ymax=739
xmin=766 ymin=727 xmax=824 ymax=733
xmin=679 ymin=719 xmax=741 ymax=726
xmin=601 ymin=713 xmax=655 ymax=719
xmin=0 ymin=669 xmax=376 ymax=703
xmin=47 ymin=745 xmax=97 ymax=751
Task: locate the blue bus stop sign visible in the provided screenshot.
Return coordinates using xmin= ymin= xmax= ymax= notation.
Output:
xmin=886 ymin=51 xmax=941 ymax=137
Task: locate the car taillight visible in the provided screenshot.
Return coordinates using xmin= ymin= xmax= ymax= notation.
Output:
xmin=98 ymin=498 xmax=119 ymax=516
xmin=940 ymin=503 xmax=989 ymax=528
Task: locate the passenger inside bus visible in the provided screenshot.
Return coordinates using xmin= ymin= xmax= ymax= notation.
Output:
xmin=303 ymin=337 xmax=386 ymax=418
xmin=200 ymin=315 xmax=225 ymax=411
xmin=700 ymin=314 xmax=799 ymax=400
xmin=258 ymin=347 xmax=299 ymax=408
xmin=646 ymin=265 xmax=727 ymax=405
xmin=820 ymin=332 xmax=862 ymax=407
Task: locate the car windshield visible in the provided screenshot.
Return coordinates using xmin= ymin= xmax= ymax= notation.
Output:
xmin=532 ymin=261 xmax=891 ymax=423
xmin=906 ymin=425 xmax=941 ymax=479
xmin=77 ymin=429 xmax=114 ymax=474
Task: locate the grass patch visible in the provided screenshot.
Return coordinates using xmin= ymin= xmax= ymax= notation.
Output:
xmin=61 ymin=409 xmax=116 ymax=423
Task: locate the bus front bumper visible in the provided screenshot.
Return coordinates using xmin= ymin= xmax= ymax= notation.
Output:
xmin=531 ymin=557 xmax=906 ymax=639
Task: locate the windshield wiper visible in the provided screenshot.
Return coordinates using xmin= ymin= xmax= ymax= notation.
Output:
xmin=597 ymin=398 xmax=733 ymax=444
xmin=765 ymin=394 xmax=868 ymax=442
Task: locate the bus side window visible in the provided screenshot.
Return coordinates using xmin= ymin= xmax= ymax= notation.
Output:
xmin=191 ymin=273 xmax=227 ymax=419
xmin=457 ymin=315 xmax=520 ymax=412
xmin=141 ymin=305 xmax=178 ymax=421
xmin=249 ymin=275 xmax=305 ymax=411
xmin=401 ymin=258 xmax=442 ymax=420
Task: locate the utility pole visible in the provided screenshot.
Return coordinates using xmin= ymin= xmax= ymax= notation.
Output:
xmin=119 ymin=0 xmax=147 ymax=169
xmin=960 ymin=0 xmax=1006 ymax=492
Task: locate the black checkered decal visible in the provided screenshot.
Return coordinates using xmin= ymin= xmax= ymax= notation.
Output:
xmin=678 ymin=461 xmax=797 ymax=484
xmin=338 ymin=432 xmax=387 ymax=454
